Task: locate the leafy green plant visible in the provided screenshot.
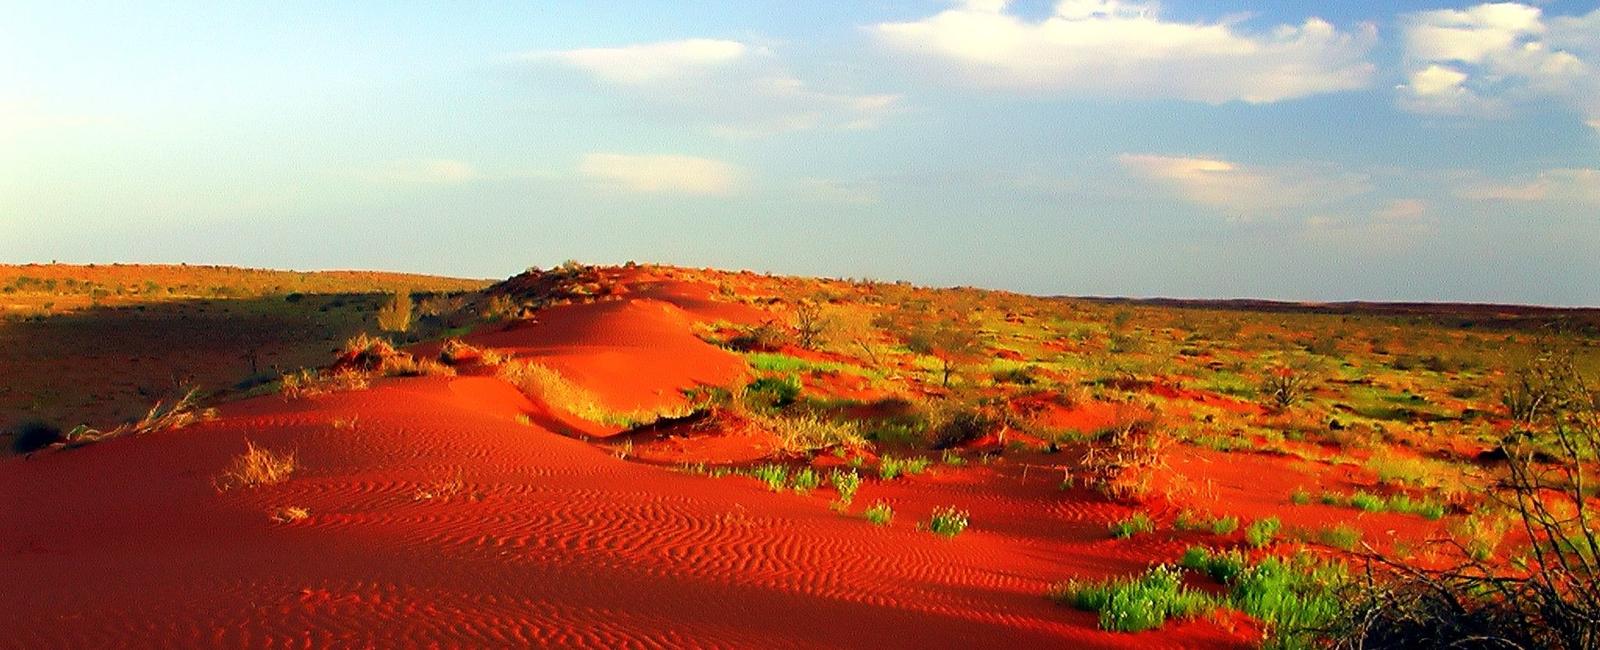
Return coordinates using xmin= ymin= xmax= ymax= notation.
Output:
xmin=1291 ymin=486 xmax=1312 ymax=505
xmin=1212 ymin=515 xmax=1240 ymax=535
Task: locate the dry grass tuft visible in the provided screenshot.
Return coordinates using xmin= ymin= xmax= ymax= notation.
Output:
xmin=62 ymin=389 xmax=217 ymax=447
xmin=497 ymin=359 xmax=689 ymax=427
xmin=270 ymin=505 xmax=310 ymax=523
xmin=217 ymin=440 xmax=297 ymax=490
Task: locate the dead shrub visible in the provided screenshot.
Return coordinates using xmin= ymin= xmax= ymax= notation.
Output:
xmin=217 ymin=440 xmax=297 ymax=490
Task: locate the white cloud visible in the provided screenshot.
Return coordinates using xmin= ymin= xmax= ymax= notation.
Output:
xmin=361 ymin=159 xmax=478 ymax=184
xmin=871 ymin=0 xmax=1376 ymax=103
xmin=579 ymin=153 xmax=738 ymax=196
xmin=1460 ymin=168 xmax=1600 ymax=204
xmin=529 ymin=39 xmax=900 ymax=138
xmin=1399 ymin=3 xmax=1600 ymax=128
xmin=533 ymin=39 xmax=748 ymax=86
xmin=1118 ymin=153 xmax=1371 ymax=218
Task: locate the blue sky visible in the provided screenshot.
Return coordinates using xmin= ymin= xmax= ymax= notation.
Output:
xmin=3 ymin=1 xmax=1598 ymax=305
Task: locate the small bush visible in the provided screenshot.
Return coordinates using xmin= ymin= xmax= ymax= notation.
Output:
xmin=1050 ymin=565 xmax=1215 ymax=633
xmin=1110 ymin=512 xmax=1156 ymax=539
xmin=10 ymin=420 xmax=63 ymax=454
xmin=1290 ymin=486 xmax=1312 ymax=505
xmin=761 ymin=412 xmax=865 ymax=454
xmin=1212 ymin=515 xmax=1240 ymax=535
xmin=830 ymin=469 xmax=861 ymax=505
xmin=927 ymin=506 xmax=970 ymax=537
xmin=377 ymin=290 xmax=413 ymax=333
xmin=865 ymin=500 xmax=894 ymax=526
xmin=941 ymin=449 xmax=966 ymax=466
xmin=1231 ymin=555 xmax=1347 ymax=648
xmin=1246 ymin=517 xmax=1282 ymax=548
xmin=217 ymin=440 xmax=297 ymax=490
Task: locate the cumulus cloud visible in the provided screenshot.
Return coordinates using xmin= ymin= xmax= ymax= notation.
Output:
xmin=1118 ymin=154 xmax=1372 ymax=218
xmin=1460 ymin=168 xmax=1600 ymax=204
xmin=361 ymin=159 xmax=478 ymax=184
xmin=528 ymin=39 xmax=900 ymax=137
xmin=1399 ymin=3 xmax=1600 ymax=129
xmin=579 ymin=153 xmax=738 ymax=196
xmin=871 ymin=0 xmax=1376 ymax=103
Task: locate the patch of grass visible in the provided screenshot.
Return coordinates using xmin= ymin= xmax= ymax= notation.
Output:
xmin=1180 ymin=546 xmax=1247 ymax=584
xmin=792 ymin=467 xmax=821 ymax=493
xmin=751 ymin=464 xmax=789 ymax=492
xmin=1049 ymin=565 xmax=1216 ymax=633
xmin=926 ymin=506 xmax=970 ymax=537
xmin=1246 ymin=517 xmax=1282 ymax=548
xmin=498 ymin=360 xmax=685 ymax=427
xmin=1290 ymin=486 xmax=1312 ymax=505
xmin=1318 ymin=523 xmax=1363 ymax=551
xmin=743 ymin=375 xmax=802 ymax=409
xmin=1212 ymin=515 xmax=1240 ymax=535
xmin=1230 ymin=555 xmax=1348 ymax=649
xmin=281 ymin=368 xmax=370 ymax=399
xmin=217 ymin=440 xmax=297 ymax=490
xmin=864 ymin=500 xmax=894 ymax=526
xmin=759 ymin=412 xmax=865 ymax=453
xmin=270 ymin=505 xmax=310 ymax=523
xmin=1110 ymin=512 xmax=1157 ymax=539
xmin=941 ymin=449 xmax=966 ymax=466
xmin=1349 ymin=491 xmax=1386 ymax=512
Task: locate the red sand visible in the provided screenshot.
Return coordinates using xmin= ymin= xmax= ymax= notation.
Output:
xmin=0 ymin=377 xmax=1254 ymax=648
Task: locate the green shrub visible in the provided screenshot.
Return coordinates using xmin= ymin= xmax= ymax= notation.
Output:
xmin=1212 ymin=515 xmax=1240 ymax=535
xmin=865 ymin=500 xmax=894 ymax=526
xmin=1050 ymin=565 xmax=1215 ymax=633
xmin=1246 ymin=517 xmax=1282 ymax=548
xmin=927 ymin=506 xmax=970 ymax=537
xmin=1110 ymin=512 xmax=1156 ymax=539
xmin=941 ymin=449 xmax=966 ymax=466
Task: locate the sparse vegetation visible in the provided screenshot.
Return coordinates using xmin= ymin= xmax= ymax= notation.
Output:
xmin=926 ymin=506 xmax=969 ymax=537
xmin=1109 ymin=512 xmax=1156 ymax=539
xmin=1049 ymin=565 xmax=1215 ymax=633
xmin=865 ymin=500 xmax=894 ymax=526
xmin=217 ymin=440 xmax=297 ymax=489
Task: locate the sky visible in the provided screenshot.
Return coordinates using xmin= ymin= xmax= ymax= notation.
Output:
xmin=2 ymin=1 xmax=1598 ymax=305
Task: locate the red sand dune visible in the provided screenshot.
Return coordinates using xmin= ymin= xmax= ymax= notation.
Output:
xmin=2 ymin=280 xmax=1274 ymax=648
